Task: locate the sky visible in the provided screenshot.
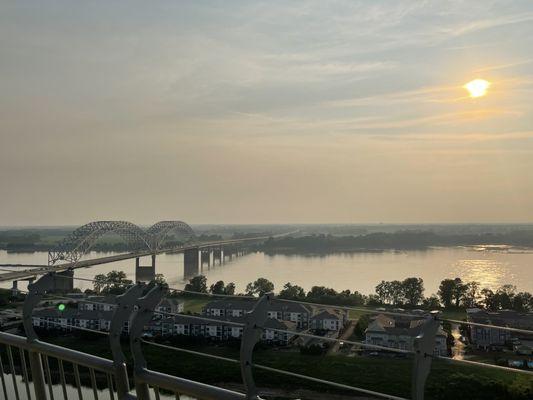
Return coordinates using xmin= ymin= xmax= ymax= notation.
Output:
xmin=1 ymin=0 xmax=533 ymax=226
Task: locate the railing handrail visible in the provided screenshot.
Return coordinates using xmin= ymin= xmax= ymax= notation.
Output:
xmin=135 ymin=369 xmax=246 ymax=400
xmin=0 ymin=331 xmax=116 ymax=374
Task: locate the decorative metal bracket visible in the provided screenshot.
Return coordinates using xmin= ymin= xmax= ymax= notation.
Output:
xmin=129 ymin=284 xmax=166 ymax=400
xmin=109 ymin=283 xmax=146 ymax=399
xmin=22 ymin=273 xmax=58 ymax=400
xmin=23 ymin=273 xmax=56 ymax=342
xmin=411 ymin=311 xmax=440 ymax=400
xmin=240 ymin=294 xmax=271 ymax=400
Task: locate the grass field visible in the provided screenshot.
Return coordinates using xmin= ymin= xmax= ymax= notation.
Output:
xmin=44 ymin=335 xmax=532 ymax=400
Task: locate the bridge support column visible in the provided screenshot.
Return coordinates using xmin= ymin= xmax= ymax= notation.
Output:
xmin=53 ymin=270 xmax=74 ymax=292
xmin=225 ymin=247 xmax=233 ymax=261
xmin=200 ymin=250 xmax=211 ymax=269
xmin=213 ymin=248 xmax=222 ymax=266
xmin=184 ymin=248 xmax=199 ymax=279
xmin=136 ymin=255 xmax=156 ymax=282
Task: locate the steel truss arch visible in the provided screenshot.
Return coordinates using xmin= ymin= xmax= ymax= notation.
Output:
xmin=48 ymin=221 xmax=151 ymax=265
xmin=146 ymin=220 xmax=196 ymax=250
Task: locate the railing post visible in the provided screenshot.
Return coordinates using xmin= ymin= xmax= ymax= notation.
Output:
xmin=22 ymin=273 xmax=57 ymax=400
xmin=411 ymin=311 xmax=440 ymax=400
xmin=240 ymin=294 xmax=271 ymax=400
xmin=129 ymin=284 xmax=166 ymax=400
xmin=109 ymin=282 xmax=146 ymax=399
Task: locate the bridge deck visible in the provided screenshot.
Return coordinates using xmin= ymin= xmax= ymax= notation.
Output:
xmin=0 ymin=234 xmax=287 ymax=282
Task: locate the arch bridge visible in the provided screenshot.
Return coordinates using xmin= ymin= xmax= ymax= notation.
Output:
xmin=47 ymin=220 xmax=196 ymax=265
xmin=1 ymin=220 xmax=282 ymax=291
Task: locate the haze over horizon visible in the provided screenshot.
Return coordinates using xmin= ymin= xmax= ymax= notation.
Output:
xmin=1 ymin=1 xmax=533 ymax=226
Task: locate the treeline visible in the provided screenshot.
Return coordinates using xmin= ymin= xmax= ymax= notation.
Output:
xmin=260 ymin=230 xmax=533 ymax=253
xmin=88 ymin=270 xmax=532 ymax=312
xmin=181 ymin=275 xmax=533 ymax=312
xmin=0 ymin=231 xmax=222 ymax=253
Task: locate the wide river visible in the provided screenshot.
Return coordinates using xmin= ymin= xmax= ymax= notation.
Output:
xmin=1 ymin=246 xmax=532 ymax=295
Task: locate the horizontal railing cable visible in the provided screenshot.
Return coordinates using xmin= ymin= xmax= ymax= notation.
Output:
xmin=35 ymin=319 xmax=110 ymax=336
xmin=143 ymin=340 xmax=240 ymax=364
xmin=434 ymin=355 xmax=533 ymax=376
xmin=273 ymin=297 xmax=423 ymax=318
xmin=168 ymin=287 xmax=256 ymax=300
xmin=253 ymin=363 xmax=409 ymax=400
xmin=261 ymin=326 xmax=414 ymax=354
xmin=154 ymin=310 xmax=245 ymax=327
xmin=439 ymin=318 xmax=533 ymax=335
xmin=142 ymin=340 xmax=409 ymax=400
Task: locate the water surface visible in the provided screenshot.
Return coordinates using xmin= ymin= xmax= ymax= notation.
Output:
xmin=1 ymin=247 xmax=532 ymax=295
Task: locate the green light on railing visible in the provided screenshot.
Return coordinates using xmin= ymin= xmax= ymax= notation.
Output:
xmin=57 ymin=303 xmax=66 ymax=312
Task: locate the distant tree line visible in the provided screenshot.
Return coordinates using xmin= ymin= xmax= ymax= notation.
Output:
xmin=0 ymin=231 xmax=222 ymax=253
xmin=180 ymin=274 xmax=533 ymax=312
xmin=259 ymin=230 xmax=533 ymax=253
xmin=88 ymin=270 xmax=533 ymax=313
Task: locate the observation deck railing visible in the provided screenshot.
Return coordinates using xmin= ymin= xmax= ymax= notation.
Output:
xmin=1 ymin=272 xmax=531 ymax=400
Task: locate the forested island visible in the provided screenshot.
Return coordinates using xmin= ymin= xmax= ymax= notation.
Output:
xmin=259 ymin=230 xmax=533 ymax=254
xmin=2 ymin=225 xmax=533 ymax=254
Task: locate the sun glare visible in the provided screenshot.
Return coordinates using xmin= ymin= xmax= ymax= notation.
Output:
xmin=464 ymin=79 xmax=490 ymax=98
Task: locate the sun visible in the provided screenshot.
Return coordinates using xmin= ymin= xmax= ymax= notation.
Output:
xmin=464 ymin=79 xmax=490 ymax=98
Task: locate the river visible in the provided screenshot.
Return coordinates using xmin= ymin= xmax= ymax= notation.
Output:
xmin=1 ymin=246 xmax=532 ymax=295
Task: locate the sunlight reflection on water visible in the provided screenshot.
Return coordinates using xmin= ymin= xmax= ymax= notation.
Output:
xmin=451 ymin=259 xmax=516 ymax=291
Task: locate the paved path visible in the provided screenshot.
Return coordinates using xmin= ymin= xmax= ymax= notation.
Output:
xmin=328 ymin=319 xmax=356 ymax=354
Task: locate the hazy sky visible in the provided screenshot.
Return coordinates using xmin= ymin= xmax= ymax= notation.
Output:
xmin=1 ymin=1 xmax=533 ymax=226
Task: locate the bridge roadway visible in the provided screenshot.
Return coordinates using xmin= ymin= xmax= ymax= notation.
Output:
xmin=0 ymin=233 xmax=290 ymax=283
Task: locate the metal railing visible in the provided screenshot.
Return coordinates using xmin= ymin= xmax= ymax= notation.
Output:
xmin=2 ymin=272 xmax=532 ymax=400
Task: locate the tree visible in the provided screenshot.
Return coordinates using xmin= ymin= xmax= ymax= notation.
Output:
xmin=423 ymin=295 xmax=441 ymax=309
xmin=495 ymin=284 xmax=516 ymax=309
xmin=278 ymin=282 xmax=305 ymax=300
xmin=375 ymin=281 xmax=392 ymax=304
xmin=93 ymin=271 xmax=132 ymax=294
xmin=209 ymin=280 xmax=236 ymax=295
xmin=512 ymin=292 xmax=532 ymax=312
xmin=438 ymin=279 xmax=457 ymax=308
xmin=389 ymin=280 xmax=404 ymax=305
xmin=451 ymin=278 xmax=467 ymax=307
xmin=402 ymin=277 xmax=424 ymax=306
xmin=245 ymin=278 xmax=274 ymax=296
xmin=184 ymin=275 xmax=208 ymax=293
xmin=210 ymin=280 xmax=226 ymax=294
xmin=224 ymin=282 xmax=236 ymax=295
xmin=94 ymin=274 xmax=107 ymax=294
xmin=154 ymin=274 xmax=168 ymax=289
xmin=481 ymin=288 xmax=497 ymax=310
xmin=463 ymin=281 xmax=480 ymax=307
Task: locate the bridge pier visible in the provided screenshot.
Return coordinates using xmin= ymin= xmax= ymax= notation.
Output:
xmin=213 ymin=248 xmax=223 ymax=266
xmin=225 ymin=247 xmax=233 ymax=261
xmin=184 ymin=247 xmax=199 ymax=279
xmin=200 ymin=250 xmax=211 ymax=269
xmin=136 ymin=255 xmax=156 ymax=282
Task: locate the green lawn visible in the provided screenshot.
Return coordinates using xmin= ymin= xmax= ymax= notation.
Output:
xmin=44 ymin=335 xmax=532 ymax=400
xmin=177 ymin=295 xmax=210 ymax=313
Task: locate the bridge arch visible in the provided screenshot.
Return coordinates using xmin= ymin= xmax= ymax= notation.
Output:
xmin=48 ymin=221 xmax=151 ymax=265
xmin=146 ymin=221 xmax=196 ymax=250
